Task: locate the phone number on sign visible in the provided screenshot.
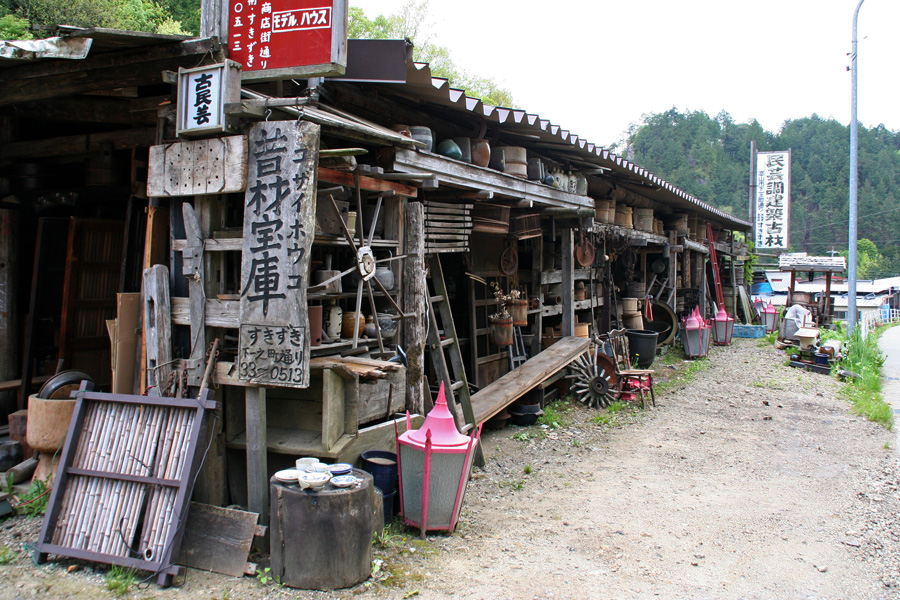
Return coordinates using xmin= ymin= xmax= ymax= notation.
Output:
xmin=240 ymin=361 xmax=305 ymax=384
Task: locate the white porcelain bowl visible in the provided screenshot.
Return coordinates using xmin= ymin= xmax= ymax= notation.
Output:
xmin=298 ymin=471 xmax=331 ymax=489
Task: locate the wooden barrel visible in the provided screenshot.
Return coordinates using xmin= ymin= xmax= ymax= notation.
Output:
xmin=498 ymin=146 xmax=527 ymax=178
xmin=270 ymin=470 xmax=381 ymax=590
xmin=634 ymin=208 xmax=654 ymax=232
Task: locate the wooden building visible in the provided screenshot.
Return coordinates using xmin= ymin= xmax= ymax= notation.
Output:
xmin=0 ymin=30 xmax=751 ymax=524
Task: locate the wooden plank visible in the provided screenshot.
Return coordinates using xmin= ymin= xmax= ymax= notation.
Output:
xmin=245 ymin=387 xmax=268 ymax=524
xmin=318 ymin=167 xmax=418 ymax=198
xmin=147 ymin=136 xmax=248 ymax=197
xmin=180 ymin=204 xmax=207 ymax=386
xmin=178 ymin=503 xmax=258 ymax=577
xmin=561 ymin=229 xmax=575 ymax=336
xmin=143 ymin=265 xmax=172 ymax=390
xmin=238 ymin=122 xmax=318 ymax=389
xmin=320 ymin=369 xmax=344 ymax=451
xmin=469 ymin=336 xmax=589 ymax=425
xmin=335 ymin=414 xmax=424 ymax=466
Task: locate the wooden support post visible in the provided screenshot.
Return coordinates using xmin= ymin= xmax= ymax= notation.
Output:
xmin=402 ymin=201 xmax=426 ymax=415
xmin=321 ymin=369 xmax=345 ymax=450
xmin=181 ymin=203 xmax=207 ymax=387
xmin=0 ymin=209 xmax=17 ymax=417
xmin=668 ymin=231 xmax=678 ymax=310
xmin=245 ymin=386 xmax=268 ymax=527
xmin=143 ymin=265 xmax=172 ymax=391
xmin=561 ymin=228 xmax=575 ymax=337
xmin=682 ymin=249 xmax=692 ymax=289
xmin=530 ymin=234 xmax=543 ymax=356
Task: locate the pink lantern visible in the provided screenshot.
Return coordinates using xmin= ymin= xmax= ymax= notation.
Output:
xmin=712 ymin=305 xmax=734 ymax=345
xmin=396 ymin=383 xmax=482 ymax=538
xmin=762 ymin=302 xmax=777 ymax=333
xmin=681 ymin=306 xmax=711 ymax=358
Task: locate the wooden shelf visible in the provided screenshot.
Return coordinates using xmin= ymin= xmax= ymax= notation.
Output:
xmin=227 ymin=428 xmax=355 ymax=458
xmin=312 ymin=236 xmax=400 ymax=248
xmin=541 ymin=298 xmax=603 ymax=317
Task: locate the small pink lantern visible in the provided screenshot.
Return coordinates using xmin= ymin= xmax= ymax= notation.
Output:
xmin=396 ymin=383 xmax=482 ymax=538
xmin=712 ymin=305 xmax=734 ymax=345
xmin=762 ymin=302 xmax=777 ymax=333
xmin=681 ymin=306 xmax=711 ymax=358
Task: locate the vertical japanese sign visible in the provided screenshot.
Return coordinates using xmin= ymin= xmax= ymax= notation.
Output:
xmin=754 ymin=150 xmax=791 ymax=250
xmin=176 ymin=61 xmax=241 ymax=138
xmin=228 ymin=0 xmax=348 ymax=81
xmin=239 ymin=121 xmax=319 ymax=388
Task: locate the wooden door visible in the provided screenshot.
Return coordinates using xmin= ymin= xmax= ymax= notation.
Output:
xmin=59 ymin=218 xmax=125 ymax=389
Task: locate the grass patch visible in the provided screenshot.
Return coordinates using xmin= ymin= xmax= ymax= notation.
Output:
xmin=523 ymin=464 xmax=533 ymax=474
xmin=373 ymin=522 xmax=405 ymax=550
xmin=105 ymin=565 xmax=137 ymax=597
xmin=14 ymin=479 xmax=50 ymax=517
xmin=538 ymin=398 xmax=574 ymax=429
xmin=828 ymin=323 xmax=893 ymax=429
xmin=0 ymin=545 xmax=17 ymax=564
xmin=499 ymin=479 xmax=525 ymax=491
xmin=510 ymin=429 xmax=544 ymax=442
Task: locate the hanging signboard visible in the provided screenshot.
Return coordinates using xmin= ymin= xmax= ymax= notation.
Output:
xmin=176 ymin=61 xmax=242 ymax=138
xmin=754 ymin=150 xmax=791 ymax=250
xmin=238 ymin=121 xmax=320 ymax=388
xmin=228 ymin=0 xmax=348 ymax=81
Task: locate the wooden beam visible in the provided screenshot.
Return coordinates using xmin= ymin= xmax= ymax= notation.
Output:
xmin=403 ymin=201 xmax=426 ymax=415
xmin=245 ymin=387 xmax=268 ymax=527
xmin=0 ymin=38 xmax=222 ymax=107
xmin=143 ymin=265 xmax=172 ymax=390
xmin=561 ymin=229 xmax=575 ymax=336
xmin=0 ymin=128 xmax=157 ymax=160
xmin=317 ymin=167 xmax=418 ymax=198
xmin=1 ymin=96 xmax=163 ymax=126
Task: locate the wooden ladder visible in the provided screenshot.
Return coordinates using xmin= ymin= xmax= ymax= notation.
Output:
xmin=426 ymin=255 xmax=476 ymax=434
xmin=706 ymin=223 xmax=725 ymax=309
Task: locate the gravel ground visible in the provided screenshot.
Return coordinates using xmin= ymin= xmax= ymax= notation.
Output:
xmin=0 ymin=338 xmax=897 ymax=600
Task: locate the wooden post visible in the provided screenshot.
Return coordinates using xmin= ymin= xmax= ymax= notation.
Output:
xmin=200 ymin=0 xmax=229 ymax=41
xmin=181 ymin=203 xmax=207 ymax=387
xmin=143 ymin=265 xmax=172 ymax=391
xmin=245 ymin=386 xmax=268 ymax=525
xmin=0 ymin=209 xmax=17 ymax=417
xmin=530 ymin=234 xmax=543 ymax=356
xmin=561 ymin=228 xmax=575 ymax=336
xmin=682 ymin=249 xmax=692 ymax=289
xmin=402 ymin=201 xmax=426 ymax=415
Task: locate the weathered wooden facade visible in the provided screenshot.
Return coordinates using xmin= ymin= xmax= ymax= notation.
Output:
xmin=0 ymin=30 xmax=751 ymax=526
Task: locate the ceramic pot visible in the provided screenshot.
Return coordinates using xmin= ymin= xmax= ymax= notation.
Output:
xmin=341 ymin=312 xmax=365 ymax=339
xmin=452 ymin=137 xmax=472 ymax=162
xmin=409 ymin=126 xmax=433 ymax=152
xmin=308 ymin=305 xmax=323 ymax=346
xmin=471 ymin=139 xmax=491 ymax=167
xmin=325 ymin=302 xmax=343 ymax=339
xmin=364 ymin=315 xmax=377 ymax=338
xmin=436 ymin=139 xmax=463 ymax=160
xmin=26 ymin=395 xmax=76 ymax=483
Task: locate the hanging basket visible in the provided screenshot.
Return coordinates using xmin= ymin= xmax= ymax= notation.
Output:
xmin=489 ymin=316 xmax=514 ymax=346
xmin=507 ymin=300 xmax=528 ymax=327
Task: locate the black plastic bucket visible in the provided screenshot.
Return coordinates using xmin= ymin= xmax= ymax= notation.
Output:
xmin=626 ymin=329 xmax=658 ymax=368
xmin=360 ymin=450 xmax=399 ymax=496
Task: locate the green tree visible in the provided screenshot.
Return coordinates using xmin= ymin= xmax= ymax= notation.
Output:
xmin=2 ymin=0 xmax=189 ymax=35
xmin=349 ymin=1 xmax=515 ymax=107
xmin=0 ymin=13 xmax=31 ymax=38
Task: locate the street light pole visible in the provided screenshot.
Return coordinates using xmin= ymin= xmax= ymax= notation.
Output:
xmin=848 ymin=0 xmax=864 ymax=332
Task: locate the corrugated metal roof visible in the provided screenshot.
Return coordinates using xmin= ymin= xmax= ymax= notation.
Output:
xmin=365 ymin=59 xmax=750 ymax=230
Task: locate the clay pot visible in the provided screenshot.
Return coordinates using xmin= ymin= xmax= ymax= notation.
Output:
xmin=308 ymin=305 xmax=323 ymax=346
xmin=26 ymin=395 xmax=76 ymax=483
xmin=436 ymin=139 xmax=463 ymax=160
xmin=471 ymin=139 xmax=491 ymax=167
xmin=452 ymin=137 xmax=472 ymax=162
xmin=342 ymin=312 xmax=365 ymax=339
xmin=409 ymin=126 xmax=433 ymax=152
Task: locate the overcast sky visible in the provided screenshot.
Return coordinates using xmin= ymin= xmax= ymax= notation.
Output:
xmin=350 ymin=0 xmax=900 ymax=148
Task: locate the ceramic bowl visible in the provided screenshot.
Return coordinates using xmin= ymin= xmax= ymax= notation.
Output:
xmin=295 ymin=457 xmax=318 ymax=470
xmin=274 ymin=469 xmax=301 ymax=484
xmin=327 ymin=463 xmax=353 ymax=476
xmin=330 ymin=475 xmax=360 ymax=488
xmin=305 ymin=462 xmax=329 ymax=473
xmin=298 ymin=471 xmax=331 ymax=489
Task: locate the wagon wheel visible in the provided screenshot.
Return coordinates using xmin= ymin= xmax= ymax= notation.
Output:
xmin=566 ymin=344 xmax=618 ymax=408
xmin=307 ymin=183 xmax=407 ymax=351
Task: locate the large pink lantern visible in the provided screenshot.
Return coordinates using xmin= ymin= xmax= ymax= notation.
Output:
xmin=712 ymin=305 xmax=734 ymax=345
xmin=396 ymin=383 xmax=482 ymax=538
xmin=762 ymin=302 xmax=777 ymax=333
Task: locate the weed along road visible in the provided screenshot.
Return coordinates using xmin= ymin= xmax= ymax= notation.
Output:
xmin=1 ymin=339 xmax=898 ymax=600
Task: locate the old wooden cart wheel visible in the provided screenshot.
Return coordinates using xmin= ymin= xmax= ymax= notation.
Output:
xmin=566 ymin=344 xmax=618 ymax=408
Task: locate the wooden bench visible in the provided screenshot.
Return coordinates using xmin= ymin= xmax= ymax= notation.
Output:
xmin=469 ymin=336 xmax=590 ymax=426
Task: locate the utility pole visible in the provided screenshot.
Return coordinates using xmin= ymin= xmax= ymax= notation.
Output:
xmin=749 ymin=140 xmax=757 ymax=241
xmin=848 ymin=0 xmax=864 ymax=332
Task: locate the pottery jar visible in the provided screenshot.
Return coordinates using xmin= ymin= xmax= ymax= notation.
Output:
xmin=470 ymin=139 xmax=491 ymax=167
xmin=409 ymin=126 xmax=433 ymax=152
xmin=341 ymin=312 xmax=365 ymax=338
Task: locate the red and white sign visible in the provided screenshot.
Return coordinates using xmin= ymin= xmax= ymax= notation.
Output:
xmin=228 ymin=0 xmax=347 ymax=81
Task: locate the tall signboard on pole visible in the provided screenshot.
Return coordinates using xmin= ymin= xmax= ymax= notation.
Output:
xmin=754 ymin=150 xmax=791 ymax=250
xmin=228 ymin=0 xmax=348 ymax=80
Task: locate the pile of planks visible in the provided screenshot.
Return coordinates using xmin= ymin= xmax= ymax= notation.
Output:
xmin=424 ymin=201 xmax=472 ymax=253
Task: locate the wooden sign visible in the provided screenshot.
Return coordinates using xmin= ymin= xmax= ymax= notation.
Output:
xmin=238 ymin=121 xmax=319 ymax=388
xmin=147 ymin=136 xmax=248 ymax=197
xmin=228 ymin=0 xmax=348 ymax=81
xmin=176 ymin=61 xmax=242 ymax=137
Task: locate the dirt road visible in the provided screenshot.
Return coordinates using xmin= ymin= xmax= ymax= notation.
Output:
xmin=1 ymin=338 xmax=897 ymax=600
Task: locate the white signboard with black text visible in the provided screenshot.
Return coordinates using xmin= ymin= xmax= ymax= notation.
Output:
xmin=755 ymin=150 xmax=791 ymax=250
xmin=176 ymin=61 xmax=242 ymax=138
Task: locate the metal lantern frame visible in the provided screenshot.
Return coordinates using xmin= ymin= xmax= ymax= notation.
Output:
xmin=762 ymin=302 xmax=778 ymax=333
xmin=395 ymin=384 xmax=483 ymax=539
xmin=712 ymin=307 xmax=734 ymax=345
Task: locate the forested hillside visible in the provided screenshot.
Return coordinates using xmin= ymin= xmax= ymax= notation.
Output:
xmin=625 ymin=110 xmax=900 ymax=277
